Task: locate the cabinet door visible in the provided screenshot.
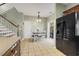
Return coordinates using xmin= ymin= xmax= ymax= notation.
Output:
xmin=65 ymin=13 xmax=75 ymax=28
xmin=65 ymin=13 xmax=75 ymax=40
xmin=56 ymin=37 xmax=63 ymax=51
xmin=62 ymin=13 xmax=76 ymax=56
xmin=56 ymin=17 xmax=64 ymax=51
xmin=63 ymin=39 xmax=76 ymax=56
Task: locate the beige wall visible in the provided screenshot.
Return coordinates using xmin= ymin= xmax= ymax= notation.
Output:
xmin=56 ymin=3 xmax=66 ymax=18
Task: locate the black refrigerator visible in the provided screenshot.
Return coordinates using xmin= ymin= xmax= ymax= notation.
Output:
xmin=56 ymin=12 xmax=79 ymax=56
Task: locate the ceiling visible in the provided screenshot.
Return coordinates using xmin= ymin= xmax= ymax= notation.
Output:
xmin=7 ymin=3 xmax=55 ymax=17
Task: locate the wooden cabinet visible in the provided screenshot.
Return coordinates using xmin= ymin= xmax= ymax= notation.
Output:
xmin=63 ymin=13 xmax=76 ymax=56
xmin=56 ymin=13 xmax=77 ymax=56
xmin=62 ymin=39 xmax=76 ymax=56
xmin=3 ymin=40 xmax=20 ymax=56
xmin=63 ymin=5 xmax=79 ymax=15
xmin=56 ymin=17 xmax=64 ymax=52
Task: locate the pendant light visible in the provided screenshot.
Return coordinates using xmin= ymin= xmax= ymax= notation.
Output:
xmin=36 ymin=11 xmax=41 ymax=23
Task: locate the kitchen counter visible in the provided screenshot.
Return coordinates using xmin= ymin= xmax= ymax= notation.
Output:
xmin=0 ymin=37 xmax=20 ymax=56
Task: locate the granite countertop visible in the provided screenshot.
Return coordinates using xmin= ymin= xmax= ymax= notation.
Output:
xmin=0 ymin=37 xmax=20 ymax=56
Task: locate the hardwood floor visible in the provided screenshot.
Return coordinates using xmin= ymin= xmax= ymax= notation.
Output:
xmin=20 ymin=39 xmax=65 ymax=56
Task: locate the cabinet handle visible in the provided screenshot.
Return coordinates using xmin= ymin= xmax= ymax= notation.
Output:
xmin=63 ymin=38 xmax=69 ymax=40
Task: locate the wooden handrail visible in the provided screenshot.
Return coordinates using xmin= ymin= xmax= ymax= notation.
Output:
xmin=0 ymin=15 xmax=18 ymax=27
xmin=0 ymin=3 xmax=6 ymax=6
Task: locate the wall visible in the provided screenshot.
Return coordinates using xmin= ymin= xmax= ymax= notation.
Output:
xmin=52 ymin=13 xmax=56 ymax=47
xmin=47 ymin=19 xmax=50 ymax=39
xmin=46 ymin=12 xmax=56 ymax=48
xmin=0 ymin=4 xmax=13 ymax=14
xmin=56 ymin=3 xmax=66 ymax=18
xmin=47 ymin=15 xmax=54 ymax=39
xmin=43 ymin=3 xmax=56 ymax=47
xmin=23 ymin=15 xmax=47 ymax=38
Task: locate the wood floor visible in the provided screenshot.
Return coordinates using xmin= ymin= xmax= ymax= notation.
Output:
xmin=21 ymin=39 xmax=65 ymax=56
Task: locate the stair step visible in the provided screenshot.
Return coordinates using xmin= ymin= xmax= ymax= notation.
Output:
xmin=0 ymin=24 xmax=2 ymax=26
xmin=0 ymin=26 xmax=5 ymax=28
xmin=0 ymin=32 xmax=15 ymax=37
xmin=0 ymin=28 xmax=8 ymax=31
xmin=0 ymin=23 xmax=16 ymax=37
xmin=0 ymin=31 xmax=12 ymax=34
xmin=3 ymin=33 xmax=15 ymax=37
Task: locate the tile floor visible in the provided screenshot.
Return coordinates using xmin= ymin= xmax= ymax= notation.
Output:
xmin=21 ymin=39 xmax=65 ymax=56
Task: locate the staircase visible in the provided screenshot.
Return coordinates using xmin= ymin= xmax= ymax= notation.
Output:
xmin=0 ymin=3 xmax=20 ymax=37
xmin=0 ymin=23 xmax=16 ymax=37
xmin=0 ymin=14 xmax=19 ymax=37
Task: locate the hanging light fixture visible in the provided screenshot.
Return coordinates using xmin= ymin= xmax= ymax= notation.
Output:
xmin=36 ymin=11 xmax=41 ymax=23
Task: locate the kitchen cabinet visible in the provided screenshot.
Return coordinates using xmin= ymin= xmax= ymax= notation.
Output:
xmin=56 ymin=17 xmax=64 ymax=52
xmin=62 ymin=39 xmax=76 ymax=56
xmin=56 ymin=12 xmax=79 ymax=56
